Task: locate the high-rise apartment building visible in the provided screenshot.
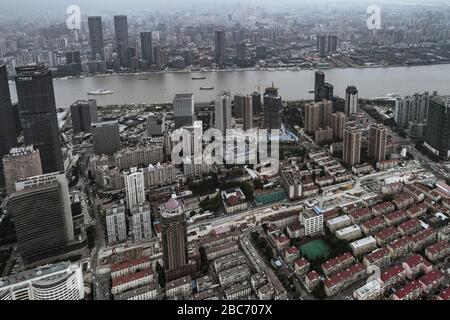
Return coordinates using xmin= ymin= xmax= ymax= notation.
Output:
xmin=131 ymin=202 xmax=152 ymax=243
xmin=15 ymin=63 xmax=63 ymax=173
xmin=394 ymin=93 xmax=430 ymax=138
xmin=263 ymin=86 xmax=281 ymax=130
xmin=251 ymin=92 xmax=262 ymax=114
xmin=424 ymin=96 xmax=450 ymax=159
xmin=106 ymin=203 xmax=127 ymax=245
xmin=70 ymin=99 xmax=98 ymax=135
xmin=314 ymin=71 xmax=325 ymax=102
xmin=368 ymin=124 xmax=387 ymax=162
xmin=215 ymin=90 xmax=232 ymax=133
xmin=173 ymin=93 xmax=194 ymax=129
xmin=304 ymin=100 xmax=333 ymax=134
xmin=343 ymin=127 xmax=362 ymax=166
xmin=242 ymin=95 xmax=253 ymax=131
xmin=124 ymin=167 xmax=146 ymax=208
xmin=88 ymin=16 xmax=104 ymax=59
xmin=147 ymin=113 xmax=165 ymax=136
xmin=345 ymin=86 xmax=359 ymax=116
xmin=331 ymin=112 xmax=346 ymax=140
xmin=3 ymin=146 xmax=43 ymax=195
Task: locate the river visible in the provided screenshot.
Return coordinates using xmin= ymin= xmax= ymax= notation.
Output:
xmin=8 ymin=64 xmax=450 ymax=107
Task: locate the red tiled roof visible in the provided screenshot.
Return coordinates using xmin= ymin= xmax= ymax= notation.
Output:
xmin=286 ymin=246 xmax=299 ymax=255
xmin=321 ymin=252 xmax=354 ymax=271
xmin=379 ymin=264 xmax=404 ymax=282
xmin=407 ymin=203 xmax=428 ymax=215
xmin=411 ymin=228 xmax=435 ymax=242
xmin=295 ymin=258 xmax=309 ymax=268
xmin=438 ymin=288 xmax=450 ymax=300
xmin=403 ymin=254 xmax=423 ymax=269
xmin=365 ymin=247 xmax=390 ymax=263
xmin=372 ymin=202 xmax=395 ymax=212
xmin=375 ymin=227 xmax=399 ymax=241
xmin=362 ymin=216 xmax=385 ymax=229
xmin=398 ymin=219 xmax=421 ymax=232
xmin=388 ymin=236 xmax=412 ymax=250
xmin=419 ymin=270 xmax=444 ymax=287
xmin=426 ymin=240 xmax=450 ymax=255
xmin=324 ymin=263 xmax=366 ymax=288
xmin=394 ymin=281 xmax=422 ymax=300
xmin=111 ymin=256 xmax=151 ymax=273
xmin=305 ymin=270 xmax=320 ymax=281
xmin=385 ymin=210 xmax=407 ymax=222
xmin=112 ymin=268 xmax=153 ymax=287
xmin=226 ymin=195 xmax=240 ymax=206
xmin=350 ymin=208 xmax=372 ymax=220
xmin=277 ymin=235 xmax=290 ymax=244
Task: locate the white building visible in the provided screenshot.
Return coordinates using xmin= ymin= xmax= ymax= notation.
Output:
xmin=106 ymin=203 xmax=127 ymax=245
xmin=300 ymin=210 xmax=324 ymax=236
xmin=215 ymin=89 xmax=232 ymax=133
xmin=0 ymin=262 xmax=84 ymax=300
xmin=353 ymin=280 xmax=383 ymax=300
xmin=131 ymin=202 xmax=152 ymax=243
xmin=350 ymin=236 xmax=377 ymax=256
xmin=124 ymin=167 xmax=146 ymax=208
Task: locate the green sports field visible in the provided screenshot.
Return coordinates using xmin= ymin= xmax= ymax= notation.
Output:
xmin=300 ymin=239 xmax=331 ymax=260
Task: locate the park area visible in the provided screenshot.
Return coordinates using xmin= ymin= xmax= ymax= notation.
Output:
xmin=300 ymin=239 xmax=331 ymax=260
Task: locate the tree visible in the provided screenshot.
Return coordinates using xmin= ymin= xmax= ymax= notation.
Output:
xmin=382 ymin=194 xmax=395 ymax=202
xmin=254 ymin=179 xmax=264 ymax=190
xmin=250 ymin=231 xmax=260 ymax=242
xmin=155 ymin=262 xmax=166 ymax=288
xmin=312 ymin=281 xmax=326 ymax=299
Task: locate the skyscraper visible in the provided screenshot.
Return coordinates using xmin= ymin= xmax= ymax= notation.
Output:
xmin=88 ymin=16 xmax=104 ymax=60
xmin=3 ymin=146 xmax=43 ymax=195
xmin=92 ymin=120 xmax=121 ymax=155
xmin=9 ymin=172 xmax=74 ymax=264
xmin=15 ymin=63 xmax=63 ymax=174
xmin=343 ymin=127 xmax=361 ymax=166
xmin=140 ymin=32 xmax=154 ymax=65
xmin=345 ymin=86 xmax=359 ymax=116
xmin=304 ymin=100 xmax=332 ymax=134
xmin=114 ymin=15 xmax=129 ymax=67
xmin=424 ymin=96 xmax=450 ymax=159
xmin=124 ymin=167 xmax=146 ymax=208
xmin=251 ymin=92 xmax=262 ymax=114
xmin=394 ymin=92 xmax=430 ymax=136
xmin=317 ymin=35 xmax=327 ymax=57
xmin=368 ymin=124 xmax=387 ymax=163
xmin=173 ymin=93 xmax=194 ymax=129
xmin=233 ymin=94 xmax=245 ymax=118
xmin=215 ymin=30 xmax=226 ymax=63
xmin=314 ymin=71 xmax=325 ymax=102
xmin=161 ymin=196 xmax=188 ymax=279
xmin=327 ymin=35 xmax=338 ymax=53
xmin=331 ymin=112 xmax=346 ymax=140
xmin=263 ymin=86 xmax=281 ymax=130
xmin=131 ymin=202 xmax=152 ymax=243
xmin=242 ymin=95 xmax=253 ymax=131
xmin=0 ymin=64 xmax=17 ymax=176
xmin=215 ymin=90 xmax=232 ymax=132
xmin=70 ymin=99 xmax=98 ymax=135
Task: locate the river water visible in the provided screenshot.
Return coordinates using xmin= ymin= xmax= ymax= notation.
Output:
xmin=8 ymin=64 xmax=450 ymax=107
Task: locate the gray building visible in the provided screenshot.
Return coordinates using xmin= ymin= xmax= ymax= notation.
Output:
xmin=424 ymin=96 xmax=450 ymax=160
xmin=140 ymin=32 xmax=153 ymax=65
xmin=215 ymin=30 xmax=226 ymax=63
xmin=114 ymin=15 xmax=129 ymax=67
xmin=92 ymin=120 xmax=121 ymax=155
xmin=15 ymin=63 xmax=63 ymax=174
xmin=173 ymin=93 xmax=194 ymax=129
xmin=88 ymin=16 xmax=104 ymax=59
xmin=0 ymin=64 xmax=17 ymax=178
xmin=70 ymin=99 xmax=98 ymax=135
xmin=8 ymin=172 xmax=74 ymax=264
xmin=147 ymin=113 xmax=165 ymax=136
xmin=131 ymin=202 xmax=152 ymax=243
xmin=263 ymin=87 xmax=281 ymax=130
xmin=106 ymin=203 xmax=127 ymax=245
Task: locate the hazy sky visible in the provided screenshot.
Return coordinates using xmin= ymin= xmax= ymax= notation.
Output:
xmin=2 ymin=0 xmax=450 ymax=18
